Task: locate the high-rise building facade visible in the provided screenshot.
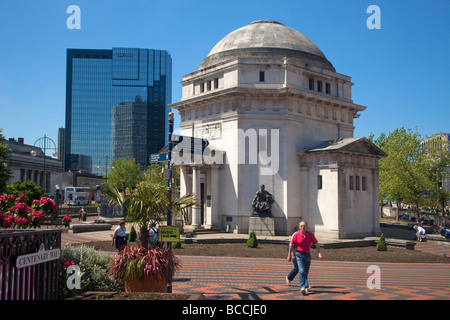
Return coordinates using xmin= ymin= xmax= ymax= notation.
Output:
xmin=65 ymin=48 xmax=172 ymax=175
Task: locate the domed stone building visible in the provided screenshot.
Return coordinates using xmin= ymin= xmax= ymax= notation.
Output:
xmin=170 ymin=20 xmax=386 ymax=238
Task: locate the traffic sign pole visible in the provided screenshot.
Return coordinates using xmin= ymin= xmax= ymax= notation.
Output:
xmin=167 ymin=112 xmax=174 ymax=229
xmin=166 ymin=112 xmax=174 ymax=293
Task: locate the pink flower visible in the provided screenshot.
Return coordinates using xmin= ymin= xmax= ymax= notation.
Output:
xmin=39 ymin=197 xmax=57 ymax=212
xmin=62 ymin=215 xmax=72 ymax=228
xmin=15 ymin=202 xmax=29 ymax=214
xmin=4 ymin=215 xmax=14 ymax=225
xmin=32 ymin=210 xmax=45 ymax=221
xmin=15 ymin=217 xmax=28 ymax=228
xmin=60 ymin=258 xmax=76 ymax=268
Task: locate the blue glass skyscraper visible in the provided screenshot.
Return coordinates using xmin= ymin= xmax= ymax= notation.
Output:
xmin=65 ymin=48 xmax=172 ymax=175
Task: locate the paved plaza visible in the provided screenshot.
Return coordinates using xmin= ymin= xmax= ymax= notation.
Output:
xmin=61 ymin=219 xmax=450 ymax=301
xmin=172 ymin=255 xmax=450 ymax=300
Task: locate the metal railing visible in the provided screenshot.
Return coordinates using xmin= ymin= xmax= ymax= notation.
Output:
xmin=0 ymin=229 xmax=62 ymax=300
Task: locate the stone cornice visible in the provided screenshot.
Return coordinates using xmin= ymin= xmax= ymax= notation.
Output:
xmin=170 ymin=86 xmax=365 ymax=113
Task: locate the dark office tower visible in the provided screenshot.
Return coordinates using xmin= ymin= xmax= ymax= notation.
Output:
xmin=112 ymin=96 xmax=148 ymax=170
xmin=65 ymin=48 xmax=172 ymax=175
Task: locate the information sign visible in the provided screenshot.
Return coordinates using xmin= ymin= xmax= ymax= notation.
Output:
xmin=158 ymin=226 xmax=180 ymax=242
xmin=150 ymin=152 xmax=170 ymax=163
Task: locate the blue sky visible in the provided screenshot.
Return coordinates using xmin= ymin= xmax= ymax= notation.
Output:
xmin=0 ymin=0 xmax=449 ymax=153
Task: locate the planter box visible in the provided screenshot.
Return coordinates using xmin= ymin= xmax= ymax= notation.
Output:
xmin=124 ymin=277 xmax=168 ymax=293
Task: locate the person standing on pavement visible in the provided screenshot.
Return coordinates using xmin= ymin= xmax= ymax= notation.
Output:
xmin=288 ymin=221 xmax=322 ymax=295
xmin=82 ymin=207 xmax=87 ymax=221
xmin=78 ymin=207 xmax=83 ymax=221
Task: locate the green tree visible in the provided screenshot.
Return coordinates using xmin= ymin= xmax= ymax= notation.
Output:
xmin=106 ymin=158 xmax=144 ymax=191
xmin=371 ymin=127 xmax=450 ymax=221
xmin=437 ymin=188 xmax=450 ymax=214
xmin=0 ymin=129 xmax=12 ymax=193
xmin=128 ymin=225 xmax=137 ymax=242
xmin=6 ymin=180 xmax=44 ymax=205
xmin=104 ymin=164 xmax=196 ymax=248
xmin=421 ymin=133 xmax=450 ymax=214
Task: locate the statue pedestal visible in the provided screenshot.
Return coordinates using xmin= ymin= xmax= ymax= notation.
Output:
xmin=249 ymin=216 xmax=275 ymax=236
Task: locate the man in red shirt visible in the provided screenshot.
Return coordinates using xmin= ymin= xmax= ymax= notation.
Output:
xmin=288 ymin=221 xmax=322 ymax=295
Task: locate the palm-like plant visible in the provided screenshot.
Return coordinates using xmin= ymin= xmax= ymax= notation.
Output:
xmin=104 ymin=169 xmax=196 ymax=292
xmin=104 ymin=170 xmax=196 ymax=248
xmin=127 ymin=181 xmax=166 ymax=247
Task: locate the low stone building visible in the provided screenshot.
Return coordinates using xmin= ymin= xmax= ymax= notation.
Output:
xmin=4 ymin=138 xmax=63 ymax=195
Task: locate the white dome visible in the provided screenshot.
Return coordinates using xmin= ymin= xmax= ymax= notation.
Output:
xmin=200 ymin=20 xmax=335 ymax=71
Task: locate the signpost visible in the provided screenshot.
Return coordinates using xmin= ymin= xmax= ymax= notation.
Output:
xmin=158 ymin=226 xmax=180 ymax=242
xmin=149 ymin=135 xmax=209 ymax=164
xmin=150 ymin=152 xmax=170 ymax=163
xmin=166 ymin=112 xmax=174 ymax=293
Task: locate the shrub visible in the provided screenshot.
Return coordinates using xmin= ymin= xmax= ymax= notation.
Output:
xmin=61 ymin=244 xmax=122 ymax=296
xmin=377 ymin=233 xmax=387 ymax=251
xmin=247 ymin=231 xmax=258 ymax=248
xmin=128 ymin=225 xmax=137 ymax=242
xmin=172 ymin=241 xmax=182 ymax=249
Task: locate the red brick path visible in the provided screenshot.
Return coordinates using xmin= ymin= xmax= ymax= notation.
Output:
xmin=172 ymin=256 xmax=450 ymax=300
xmin=61 ymin=232 xmax=450 ymax=300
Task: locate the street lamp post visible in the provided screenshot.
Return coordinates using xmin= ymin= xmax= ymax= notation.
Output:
xmin=32 ymin=135 xmax=56 ymax=193
xmin=97 ymin=155 xmax=112 ymax=182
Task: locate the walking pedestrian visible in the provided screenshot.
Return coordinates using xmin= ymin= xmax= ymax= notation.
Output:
xmin=286 ymin=230 xmax=299 ymax=286
xmin=112 ymin=219 xmax=127 ymax=251
xmin=288 ymin=221 xmax=322 ymax=295
xmin=148 ymin=220 xmax=159 ymax=248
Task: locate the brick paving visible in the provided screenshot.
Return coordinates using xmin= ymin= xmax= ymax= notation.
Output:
xmin=415 ymin=241 xmax=450 ymax=257
xmin=61 ymin=227 xmax=450 ymax=300
xmin=172 ymin=255 xmax=450 ymax=300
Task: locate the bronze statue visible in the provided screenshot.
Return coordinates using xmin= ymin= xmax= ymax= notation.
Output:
xmin=252 ymin=185 xmax=274 ymax=216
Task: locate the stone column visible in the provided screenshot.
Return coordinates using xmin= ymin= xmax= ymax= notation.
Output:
xmin=191 ymin=166 xmax=201 ymax=229
xmin=205 ymin=165 xmax=220 ymax=229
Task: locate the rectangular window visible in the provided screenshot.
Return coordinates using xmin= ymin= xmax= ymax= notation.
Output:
xmin=200 ymin=83 xmax=205 ymax=93
xmin=349 ymin=176 xmax=354 ymax=190
xmin=317 ymin=175 xmax=323 ymax=189
xmin=326 ymin=83 xmax=331 ymax=94
xmin=362 ymin=177 xmax=367 ymax=191
xmin=259 ymin=71 xmax=265 ymax=82
xmin=356 ymin=176 xmax=360 ymax=190
xmin=309 ymin=78 xmax=314 ymax=90
xmin=207 ymin=80 xmax=212 ymax=91
xmin=317 ymin=81 xmax=323 ymax=92
xmin=214 ymin=78 xmax=219 ymax=89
